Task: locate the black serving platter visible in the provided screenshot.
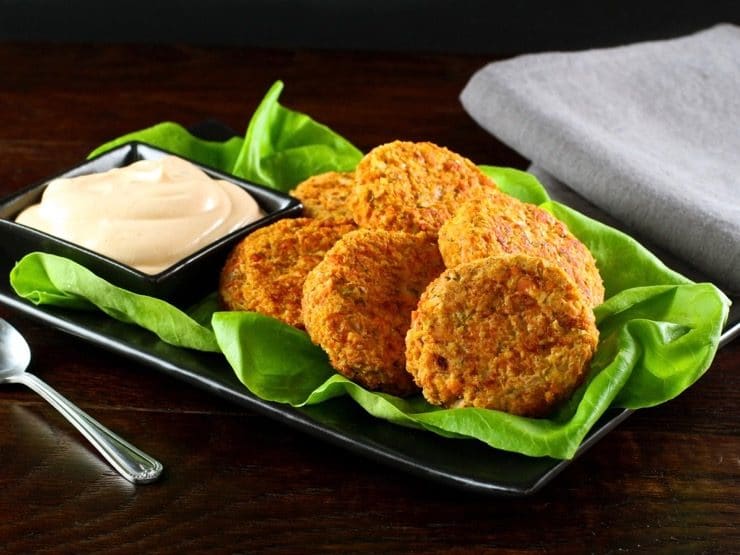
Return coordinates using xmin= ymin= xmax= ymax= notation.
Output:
xmin=0 ymin=142 xmax=302 ymax=307
xmin=1 ymin=124 xmax=736 ymax=496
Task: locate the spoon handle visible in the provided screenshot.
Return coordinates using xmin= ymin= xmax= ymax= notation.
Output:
xmin=15 ymin=372 xmax=163 ymax=484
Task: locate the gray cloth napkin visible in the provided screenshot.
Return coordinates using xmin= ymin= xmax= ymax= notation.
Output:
xmin=461 ymin=24 xmax=740 ymax=294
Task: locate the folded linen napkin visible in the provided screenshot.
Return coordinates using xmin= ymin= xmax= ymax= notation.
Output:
xmin=461 ymin=24 xmax=740 ymax=294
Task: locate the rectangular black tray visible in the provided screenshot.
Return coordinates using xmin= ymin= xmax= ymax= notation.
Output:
xmin=1 ymin=122 xmax=735 ymax=495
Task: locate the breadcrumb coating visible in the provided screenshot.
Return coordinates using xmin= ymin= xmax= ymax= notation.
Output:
xmin=302 ymin=229 xmax=445 ymax=396
xmin=438 ymin=193 xmax=605 ymax=307
xmin=405 ymin=254 xmax=599 ymax=417
xmin=219 ymin=217 xmax=356 ymax=328
xmin=291 ymin=171 xmax=354 ymax=219
xmin=349 ymin=141 xmax=497 ymax=236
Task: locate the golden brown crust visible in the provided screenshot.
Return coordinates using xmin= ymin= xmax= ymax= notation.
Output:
xmin=349 ymin=141 xmax=497 ymax=236
xmin=302 ymin=229 xmax=445 ymax=396
xmin=438 ymin=193 xmax=605 ymax=307
xmin=405 ymin=255 xmax=599 ymax=417
xmin=291 ymin=171 xmax=354 ymax=219
xmin=219 ymin=217 xmax=356 ymax=328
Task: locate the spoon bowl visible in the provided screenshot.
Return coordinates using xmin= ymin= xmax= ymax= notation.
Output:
xmin=0 ymin=318 xmax=30 ymax=378
xmin=0 ymin=317 xmax=163 ymax=483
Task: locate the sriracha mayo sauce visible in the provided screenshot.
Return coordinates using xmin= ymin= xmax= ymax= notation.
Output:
xmin=16 ymin=156 xmax=264 ymax=274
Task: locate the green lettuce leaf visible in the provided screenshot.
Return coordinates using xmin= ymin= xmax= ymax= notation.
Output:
xmin=480 ymin=165 xmax=551 ymax=205
xmin=88 ymin=81 xmax=362 ymax=192
xmin=232 ymin=81 xmax=363 ymax=191
xmin=87 ymin=122 xmax=245 ymax=171
xmin=212 ymin=311 xmax=336 ymax=406
xmin=10 ymin=253 xmax=219 ymax=353
xmin=544 ymin=202 xmax=692 ymax=298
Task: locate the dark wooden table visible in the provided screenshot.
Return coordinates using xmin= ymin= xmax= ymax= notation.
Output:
xmin=0 ymin=43 xmax=737 ymax=554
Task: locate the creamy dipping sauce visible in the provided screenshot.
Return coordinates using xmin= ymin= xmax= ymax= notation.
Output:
xmin=15 ymin=156 xmax=264 ymax=274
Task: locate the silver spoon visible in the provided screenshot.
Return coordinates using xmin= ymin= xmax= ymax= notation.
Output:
xmin=0 ymin=317 xmax=163 ymax=484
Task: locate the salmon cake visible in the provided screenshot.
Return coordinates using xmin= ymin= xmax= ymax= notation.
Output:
xmin=349 ymin=141 xmax=497 ymax=236
xmin=219 ymin=217 xmax=356 ymax=329
xmin=291 ymin=171 xmax=354 ymax=219
xmin=302 ymin=229 xmax=445 ymax=396
xmin=438 ymin=193 xmax=605 ymax=307
xmin=405 ymin=254 xmax=599 ymax=417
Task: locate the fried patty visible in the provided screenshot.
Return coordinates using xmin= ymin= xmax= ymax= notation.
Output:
xmin=291 ymin=171 xmax=354 ymax=219
xmin=438 ymin=193 xmax=605 ymax=307
xmin=349 ymin=141 xmax=497 ymax=236
xmin=302 ymin=229 xmax=445 ymax=396
xmin=219 ymin=217 xmax=356 ymax=328
xmin=405 ymin=254 xmax=599 ymax=417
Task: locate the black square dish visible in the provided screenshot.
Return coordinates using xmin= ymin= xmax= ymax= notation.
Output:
xmin=0 ymin=142 xmax=302 ymax=307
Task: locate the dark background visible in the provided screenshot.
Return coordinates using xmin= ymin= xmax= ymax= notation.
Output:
xmin=1 ymin=0 xmax=738 ymax=53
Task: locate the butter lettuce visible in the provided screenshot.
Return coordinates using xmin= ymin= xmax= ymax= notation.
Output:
xmin=10 ymin=253 xmax=220 ymax=353
xmin=89 ymin=81 xmax=362 ymax=192
xmin=480 ymin=165 xmax=551 ymax=205
xmin=9 ymin=83 xmax=730 ymax=459
xmin=87 ymin=122 xmax=245 ymax=171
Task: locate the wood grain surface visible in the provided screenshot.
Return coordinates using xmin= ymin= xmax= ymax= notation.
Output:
xmin=0 ymin=43 xmax=737 ymax=554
